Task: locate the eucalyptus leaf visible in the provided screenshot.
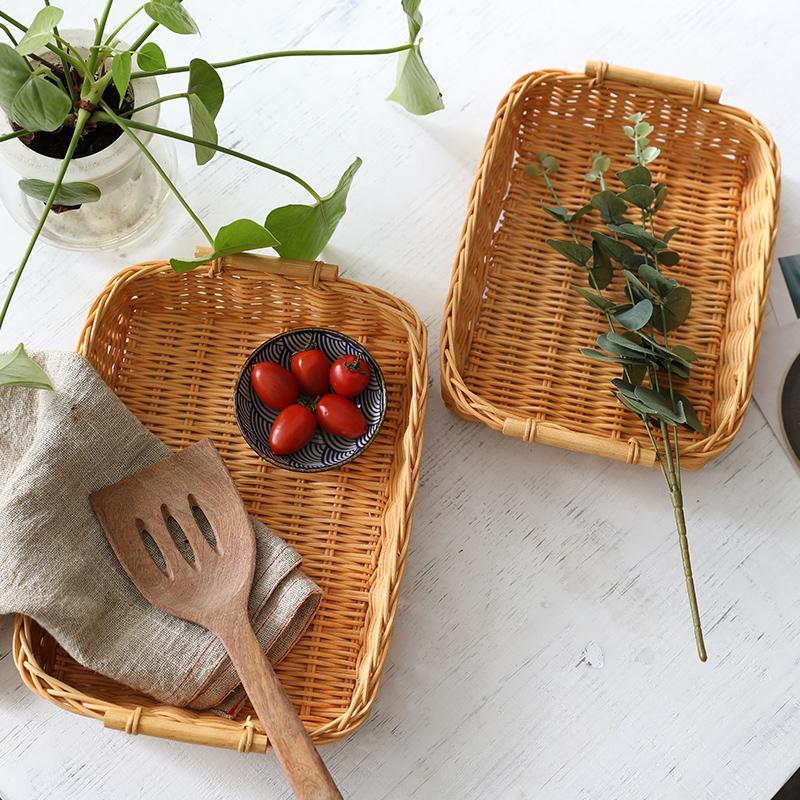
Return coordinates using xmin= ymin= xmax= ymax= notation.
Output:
xmin=16 ymin=6 xmax=63 ymax=56
xmin=11 ymin=75 xmax=71 ymax=132
xmin=616 ymin=165 xmax=652 ymax=188
xmin=265 ymin=156 xmax=361 ymax=260
xmin=672 ymin=344 xmax=698 ymax=363
xmin=637 ymin=332 xmax=693 ymax=369
xmin=677 ymin=393 xmax=706 ymax=433
xmin=633 ymin=385 xmax=685 ymax=424
xmin=662 ymin=226 xmax=679 ymax=243
xmin=572 ymin=284 xmax=614 ymax=310
xmin=537 ymin=152 xmax=558 ymax=174
xmin=652 ymin=286 xmax=692 ymax=331
xmin=144 ymin=0 xmax=200 ymax=35
xmin=608 ymin=222 xmax=667 ymax=252
xmin=0 ymin=45 xmax=32 ymax=115
xmin=638 ymin=263 xmax=677 ymax=296
xmin=641 ymin=145 xmax=661 ymax=164
xmin=622 ymin=269 xmax=654 ymax=302
xmin=0 ymin=343 xmax=52 ymax=389
xmin=186 ymin=93 xmax=217 ymax=165
xmin=611 ymin=378 xmax=639 ymax=398
xmin=188 ymin=58 xmax=223 ymax=118
xmin=599 ymin=332 xmax=652 ymax=360
xmin=658 ymin=250 xmax=680 ymax=267
xmin=112 ymin=51 xmax=132 ymax=99
xmin=619 ymin=184 xmax=655 ymax=209
xmin=590 ymin=190 xmax=628 ymax=224
xmin=137 ymin=42 xmax=167 ymax=72
xmin=543 ymin=206 xmax=570 ymax=223
xmin=591 ymin=231 xmax=636 ymax=266
xmin=387 ymin=43 xmax=443 ymax=115
xmin=585 ymin=152 xmax=610 ymax=182
xmin=589 ymin=237 xmax=612 ymax=289
xmin=580 ymin=348 xmax=647 ymax=366
xmin=19 ymin=179 xmax=101 ymax=206
xmin=626 ymin=363 xmax=648 ymax=385
xmin=616 ymin=390 xmax=652 ymax=416
xmin=615 ymin=299 xmax=653 ymax=331
xmin=547 ymin=239 xmax=592 ymax=266
xmin=653 ymin=183 xmax=668 ymax=211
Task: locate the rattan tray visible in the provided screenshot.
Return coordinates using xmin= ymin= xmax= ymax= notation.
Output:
xmin=13 ymin=251 xmax=428 ymax=752
xmin=441 ymin=61 xmax=780 ymax=468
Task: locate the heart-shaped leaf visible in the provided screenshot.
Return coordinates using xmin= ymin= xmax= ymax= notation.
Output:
xmin=186 ymin=93 xmax=217 ymax=165
xmin=188 ymin=58 xmax=223 ymax=118
xmin=0 ymin=344 xmax=53 ymax=389
xmin=572 ymin=284 xmax=614 ymax=310
xmin=638 ymin=264 xmax=677 ymax=297
xmin=112 ymin=51 xmax=132 ymax=99
xmin=387 ymin=43 xmax=443 ymax=116
xmin=214 ymin=218 xmax=278 ymax=255
xmin=592 ymin=232 xmax=636 ymax=266
xmin=19 ymin=179 xmax=101 ymax=205
xmin=615 ymin=299 xmax=653 ymax=330
xmin=11 ymin=75 xmax=71 ymax=131
xmin=16 ymin=6 xmax=63 ymax=56
xmin=590 ymin=190 xmax=628 ymax=224
xmin=144 ymin=0 xmax=200 ymax=35
xmin=0 ymin=44 xmax=31 ymax=113
xmin=652 ymin=286 xmax=692 ymax=331
xmin=619 ymin=184 xmax=655 ymax=209
xmin=617 ymin=165 xmax=651 ymax=188
xmin=547 ymin=239 xmax=592 ymax=266
xmin=137 ymin=42 xmax=167 ymax=72
xmin=265 ymin=157 xmax=361 ymax=260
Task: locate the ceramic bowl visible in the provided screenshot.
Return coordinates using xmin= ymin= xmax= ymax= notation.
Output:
xmin=234 ymin=328 xmax=386 ymax=472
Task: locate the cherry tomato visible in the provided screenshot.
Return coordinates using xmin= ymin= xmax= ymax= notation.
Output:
xmin=316 ymin=393 xmax=368 ymax=439
xmin=330 ymin=355 xmax=371 ymax=397
xmin=269 ymin=403 xmax=317 ymax=455
xmin=251 ymin=361 xmax=298 ymax=410
xmin=291 ymin=348 xmax=330 ymax=396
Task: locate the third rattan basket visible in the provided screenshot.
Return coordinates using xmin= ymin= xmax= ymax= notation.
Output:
xmin=440 ymin=61 xmax=780 ymax=469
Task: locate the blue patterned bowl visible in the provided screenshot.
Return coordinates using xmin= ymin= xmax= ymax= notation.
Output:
xmin=234 ymin=328 xmax=386 ymax=472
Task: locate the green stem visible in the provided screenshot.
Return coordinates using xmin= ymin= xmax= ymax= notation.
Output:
xmin=88 ymin=0 xmax=115 ymax=73
xmin=118 ymin=117 xmax=322 ymax=201
xmin=44 ymin=0 xmax=77 ymax=102
xmin=0 ymin=11 xmax=86 ymax=76
xmin=129 ymin=21 xmax=158 ymax=51
xmin=0 ymin=21 xmax=18 ymax=45
xmin=130 ymin=43 xmax=414 ymax=79
xmin=0 ymin=110 xmax=89 ymax=331
xmin=122 ymin=92 xmax=189 ymax=117
xmin=104 ymin=4 xmax=144 ymax=45
xmin=0 ymin=129 xmax=31 ymax=144
xmin=99 ymin=100 xmax=214 ymax=245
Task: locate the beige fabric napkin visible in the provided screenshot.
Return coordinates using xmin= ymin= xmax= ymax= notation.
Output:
xmin=0 ymin=351 xmax=321 ymax=711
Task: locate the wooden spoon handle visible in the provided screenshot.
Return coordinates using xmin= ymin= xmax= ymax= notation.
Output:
xmin=220 ymin=620 xmax=342 ymax=800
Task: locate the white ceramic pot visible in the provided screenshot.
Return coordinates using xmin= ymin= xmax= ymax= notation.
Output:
xmin=0 ymin=30 xmax=175 ymax=250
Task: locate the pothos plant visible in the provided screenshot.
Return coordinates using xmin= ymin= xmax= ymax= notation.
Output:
xmin=527 ymin=114 xmax=707 ymax=661
xmin=0 ymin=0 xmax=442 ymax=389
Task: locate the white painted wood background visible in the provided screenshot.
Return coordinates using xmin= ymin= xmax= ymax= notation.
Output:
xmin=1 ymin=1 xmax=799 ymax=797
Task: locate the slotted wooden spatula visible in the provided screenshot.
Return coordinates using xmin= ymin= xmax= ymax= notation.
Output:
xmin=90 ymin=439 xmax=342 ymax=800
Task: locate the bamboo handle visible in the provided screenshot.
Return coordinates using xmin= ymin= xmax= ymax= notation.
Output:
xmin=584 ymin=61 xmax=722 ymax=104
xmin=219 ymin=619 xmax=343 ymax=800
xmin=501 ymin=416 xmax=658 ymax=467
xmin=194 ymin=247 xmax=339 ymax=283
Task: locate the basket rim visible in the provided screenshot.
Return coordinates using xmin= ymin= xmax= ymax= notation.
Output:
xmin=440 ymin=66 xmax=781 ymax=469
xmin=14 ymin=255 xmax=429 ymax=749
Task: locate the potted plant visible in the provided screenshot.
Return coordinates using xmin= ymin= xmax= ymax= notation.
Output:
xmin=0 ymin=0 xmax=442 ymax=388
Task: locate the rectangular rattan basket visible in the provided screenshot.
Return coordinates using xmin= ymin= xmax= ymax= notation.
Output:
xmin=14 ymin=251 xmax=427 ymax=752
xmin=441 ymin=61 xmax=780 ymax=468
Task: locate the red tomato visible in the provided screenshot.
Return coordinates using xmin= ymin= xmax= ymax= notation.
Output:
xmin=290 ymin=348 xmax=330 ymax=396
xmin=251 ymin=361 xmax=298 ymax=410
xmin=330 ymin=355 xmax=371 ymax=397
xmin=269 ymin=404 xmax=317 ymax=455
xmin=316 ymin=394 xmax=368 ymax=439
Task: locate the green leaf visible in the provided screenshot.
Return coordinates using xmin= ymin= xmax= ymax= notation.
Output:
xmin=0 ymin=344 xmax=52 ymax=390
xmin=580 ymin=348 xmax=647 ymax=366
xmin=677 ymin=393 xmax=706 ymax=433
xmin=672 ymin=344 xmax=698 ymax=363
xmin=619 ymin=184 xmax=655 ymax=209
xmin=537 ymin=152 xmax=558 ymax=174
xmin=170 ymin=254 xmax=214 ymax=274
xmin=653 ymin=286 xmax=692 ymax=331
xmin=19 ymin=179 xmax=101 ymax=205
xmin=591 ymin=232 xmax=636 ymax=266
xmin=641 ymin=145 xmax=660 ymax=164
xmin=136 ymin=42 xmax=167 ymax=72
xmin=662 ymin=226 xmax=679 ymax=243
xmin=653 ymin=183 xmax=668 ymax=211
xmin=214 ymin=218 xmax=278 ymax=255
xmin=387 ymin=43 xmax=443 ymax=115
xmin=589 ymin=237 xmax=613 ymax=289
xmin=616 ymin=390 xmax=652 ymax=417
xmin=543 ymin=206 xmax=571 ymax=223
xmin=589 ymin=190 xmax=628 ymax=224
xmin=16 ymin=6 xmax=63 ymax=56
xmin=658 ymin=250 xmax=680 ymax=267
xmin=265 ymin=157 xmax=362 ymax=260
xmin=11 ymin=76 xmax=71 ymax=132
xmin=547 ymin=239 xmax=592 ymax=267
xmin=622 ymin=269 xmax=654 ymax=302
xmin=0 ymin=44 xmax=31 ymax=113
xmin=617 ymin=165 xmax=652 ymax=188
xmin=599 ymin=332 xmax=651 ymax=360
xmin=585 ymin=152 xmax=610 ymax=182
xmin=626 ymin=364 xmax=648 ymax=385
xmin=186 ymin=93 xmax=217 ymax=165
xmin=638 ymin=264 xmax=677 ymax=297
xmin=400 ymin=0 xmax=423 ymax=41
xmin=633 ymin=385 xmax=685 ymax=424
xmin=572 ymin=284 xmax=614 ymax=310
xmin=608 ymin=222 xmax=667 ymax=252
xmin=615 ymin=299 xmax=653 ymax=330
xmin=144 ymin=0 xmax=200 ymax=35
xmin=112 ymin=51 xmax=132 ymax=99
xmin=188 ymin=58 xmax=223 ymax=118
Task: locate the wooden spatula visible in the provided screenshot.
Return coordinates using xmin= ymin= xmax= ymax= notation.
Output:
xmin=90 ymin=439 xmax=342 ymax=800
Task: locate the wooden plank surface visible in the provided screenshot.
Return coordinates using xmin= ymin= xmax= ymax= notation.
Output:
xmin=1 ymin=1 xmax=800 ymax=798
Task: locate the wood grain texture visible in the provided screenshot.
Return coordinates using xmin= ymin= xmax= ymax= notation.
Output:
xmin=1 ymin=1 xmax=800 ymax=798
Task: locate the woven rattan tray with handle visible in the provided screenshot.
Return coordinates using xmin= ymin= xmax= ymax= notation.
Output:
xmin=441 ymin=61 xmax=780 ymax=468
xmin=13 ymin=251 xmax=427 ymax=752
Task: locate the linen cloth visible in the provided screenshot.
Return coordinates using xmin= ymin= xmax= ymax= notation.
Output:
xmin=0 ymin=351 xmax=321 ymax=711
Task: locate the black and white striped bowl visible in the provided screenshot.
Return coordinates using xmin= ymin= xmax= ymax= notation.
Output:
xmin=234 ymin=328 xmax=386 ymax=472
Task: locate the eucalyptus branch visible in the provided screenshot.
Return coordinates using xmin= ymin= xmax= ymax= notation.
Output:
xmin=130 ymin=43 xmax=415 ymax=79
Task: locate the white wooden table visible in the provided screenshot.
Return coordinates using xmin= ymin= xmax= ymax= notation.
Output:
xmin=2 ymin=1 xmax=799 ymax=797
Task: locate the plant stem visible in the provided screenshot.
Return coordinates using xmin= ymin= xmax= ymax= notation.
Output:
xmin=118 ymin=117 xmax=323 ymax=200
xmin=104 ymin=4 xmax=144 ymax=45
xmin=0 ymin=21 xmax=17 ymax=45
xmin=122 ymin=92 xmax=189 ymax=117
xmin=0 ymin=10 xmax=87 ymax=76
xmin=130 ymin=43 xmax=415 ymax=79
xmin=0 ymin=110 xmax=89 ymax=331
xmin=0 ymin=129 xmax=32 ymax=144
xmin=100 ymin=100 xmax=214 ymax=245
xmin=44 ymin=0 xmax=77 ymax=102
xmin=89 ymin=0 xmax=115 ymax=73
